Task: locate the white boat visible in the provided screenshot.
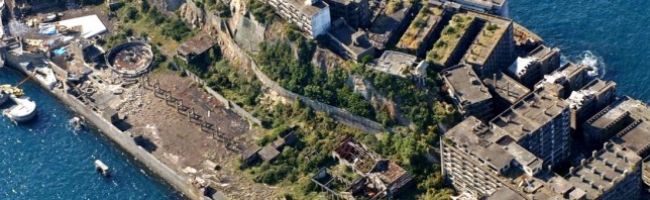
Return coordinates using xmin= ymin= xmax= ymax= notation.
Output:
xmin=4 ymin=96 xmax=37 ymax=123
xmin=94 ymin=160 xmax=110 ymax=177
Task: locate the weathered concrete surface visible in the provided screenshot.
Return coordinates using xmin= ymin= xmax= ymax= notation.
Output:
xmin=9 ymin=65 xmax=202 ymax=200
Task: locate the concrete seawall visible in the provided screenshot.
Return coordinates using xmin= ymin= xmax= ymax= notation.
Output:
xmin=53 ymin=89 xmax=201 ymax=200
xmin=9 ymin=66 xmax=201 ymax=200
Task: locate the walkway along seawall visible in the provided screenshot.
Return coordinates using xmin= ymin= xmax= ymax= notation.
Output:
xmin=210 ymin=19 xmax=385 ymax=134
xmin=7 ymin=66 xmax=201 ymax=200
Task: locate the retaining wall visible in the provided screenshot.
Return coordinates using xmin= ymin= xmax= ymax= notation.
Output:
xmin=180 ymin=68 xmax=262 ymax=126
xmin=213 ymin=20 xmax=385 ymax=133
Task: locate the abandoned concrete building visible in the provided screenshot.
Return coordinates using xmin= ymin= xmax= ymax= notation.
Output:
xmin=311 ymin=137 xmax=413 ymax=199
xmin=535 ymin=63 xmax=592 ymax=99
xmin=434 ymin=0 xmax=509 ymax=16
xmin=265 ymin=0 xmax=332 ymax=38
xmin=325 ymin=19 xmax=375 ymax=61
xmin=324 ymin=0 xmax=371 ymax=28
xmin=508 ymin=45 xmax=561 ymax=87
xmin=366 ymin=50 xmax=418 ymax=78
xmin=566 ymin=79 xmax=617 ymax=132
xmin=395 ymin=4 xmax=447 ymax=57
xmin=482 ymin=71 xmax=530 ymax=110
xmin=583 ymin=97 xmax=650 ymax=146
xmin=176 ymin=32 xmax=217 ymax=63
xmin=491 ymin=88 xmax=571 ymax=168
xmin=442 ymin=64 xmax=493 ymax=120
xmin=366 ymin=1 xmax=417 ymax=50
xmin=462 ymin=12 xmax=514 ymax=77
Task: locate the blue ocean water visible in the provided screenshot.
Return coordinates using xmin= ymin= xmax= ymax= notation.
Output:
xmin=0 ymin=67 xmax=182 ymax=199
xmin=510 ymin=0 xmax=650 ymax=102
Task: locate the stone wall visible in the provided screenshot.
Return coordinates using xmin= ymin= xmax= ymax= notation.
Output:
xmin=180 ymin=68 xmax=263 ymax=127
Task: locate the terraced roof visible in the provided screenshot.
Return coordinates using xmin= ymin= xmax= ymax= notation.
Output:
xmin=426 ymin=13 xmax=475 ymax=66
xmin=396 ymin=6 xmax=444 ymax=52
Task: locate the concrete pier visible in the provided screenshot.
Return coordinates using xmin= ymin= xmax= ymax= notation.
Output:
xmin=8 ymin=66 xmax=201 ymax=200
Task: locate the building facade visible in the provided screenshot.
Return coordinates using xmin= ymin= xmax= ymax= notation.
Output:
xmin=508 ymin=45 xmax=561 ymax=87
xmin=491 ymin=88 xmax=571 ymax=168
xmin=265 ymin=0 xmax=332 ymax=38
xmin=324 ymin=0 xmax=370 ymax=28
xmin=442 ymin=64 xmax=494 ymax=120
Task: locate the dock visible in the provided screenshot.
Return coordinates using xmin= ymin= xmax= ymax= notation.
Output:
xmin=5 ymin=60 xmax=201 ymax=199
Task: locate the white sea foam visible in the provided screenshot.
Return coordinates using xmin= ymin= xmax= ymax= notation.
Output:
xmin=561 ymin=50 xmax=606 ymax=78
xmin=568 ymin=51 xmax=607 ymax=78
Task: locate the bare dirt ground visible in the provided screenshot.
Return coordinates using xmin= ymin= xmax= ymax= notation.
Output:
xmin=118 ymin=69 xmax=279 ymax=199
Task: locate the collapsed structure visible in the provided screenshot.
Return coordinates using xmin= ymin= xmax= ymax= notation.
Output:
xmin=106 ymin=41 xmax=154 ymax=78
xmin=312 ymin=138 xmax=412 ymax=200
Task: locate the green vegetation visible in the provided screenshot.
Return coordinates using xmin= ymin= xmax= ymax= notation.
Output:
xmin=360 ymin=65 xmax=461 ymax=130
xmin=106 ymin=1 xmax=194 ymax=56
xmin=386 ymin=0 xmax=406 ymax=14
xmin=247 ymin=0 xmax=276 ymax=25
xmin=112 ymin=3 xmax=462 ymax=198
xmin=256 ymin=39 xmax=376 ymax=119
xmin=465 ymin=21 xmax=506 ymax=64
xmin=398 ymin=6 xmax=444 ymax=52
xmin=427 ymin=14 xmax=475 ymax=66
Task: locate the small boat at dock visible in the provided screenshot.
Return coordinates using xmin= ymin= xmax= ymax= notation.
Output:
xmin=0 ymin=85 xmax=37 ymax=123
xmin=4 ymin=96 xmax=37 ymax=123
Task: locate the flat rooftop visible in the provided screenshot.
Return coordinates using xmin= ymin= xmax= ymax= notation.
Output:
xmin=56 ymin=15 xmax=107 ymax=39
xmin=445 ymin=117 xmax=514 ymax=172
xmin=536 ymin=63 xmax=589 ymax=89
xmin=483 ymin=72 xmax=530 ymax=104
xmin=368 ymin=50 xmax=417 ymax=77
xmin=463 ymin=12 xmax=512 ymax=66
xmin=442 ymin=64 xmax=492 ymax=105
xmin=491 ymin=89 xmax=568 ymax=141
xmin=612 ymin=121 xmax=650 ymax=156
xmin=566 ymin=142 xmax=641 ymax=200
xmin=452 ymin=0 xmax=507 ymax=7
xmin=177 ymin=32 xmax=216 ymax=56
xmin=328 ymin=19 xmax=374 ymax=56
xmin=286 ymin=0 xmax=328 ymax=16
xmin=587 ymin=97 xmax=650 ymax=131
xmin=396 ymin=6 xmax=444 ymax=51
xmin=567 ymin=79 xmax=616 ymax=110
xmin=368 ymin=4 xmax=412 ymax=48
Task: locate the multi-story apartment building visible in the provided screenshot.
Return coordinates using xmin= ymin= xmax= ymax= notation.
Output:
xmin=584 ymin=96 xmax=650 ymax=146
xmin=566 ymin=79 xmax=617 ymax=131
xmin=482 ymin=72 xmax=530 ymax=111
xmin=427 ymin=13 xmax=482 ymax=68
xmin=434 ymin=0 xmax=509 ymax=16
xmin=535 ymin=63 xmax=592 ymax=98
xmin=396 ymin=4 xmax=447 ymax=57
xmin=564 ymin=141 xmax=642 ymax=200
xmin=442 ymin=117 xmax=644 ymax=200
xmin=324 ymin=0 xmax=370 ymax=28
xmin=491 ymin=88 xmax=571 ymax=168
xmin=265 ymin=0 xmax=332 ymax=38
xmin=462 ymin=12 xmax=515 ymax=77
xmin=508 ymin=45 xmax=561 ymax=87
xmin=442 ymin=64 xmax=494 ymax=120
